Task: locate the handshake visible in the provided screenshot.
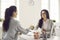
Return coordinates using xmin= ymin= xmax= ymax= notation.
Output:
xmin=29 ymin=25 xmax=34 ymax=30
xmin=29 ymin=25 xmax=47 ymax=39
xmin=29 ymin=25 xmax=40 ymax=39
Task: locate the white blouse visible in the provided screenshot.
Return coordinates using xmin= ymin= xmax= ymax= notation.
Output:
xmin=42 ymin=19 xmax=53 ymax=31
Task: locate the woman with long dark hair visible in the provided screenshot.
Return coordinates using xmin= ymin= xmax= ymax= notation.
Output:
xmin=2 ymin=6 xmax=29 ymax=40
xmin=38 ymin=9 xmax=50 ymax=28
xmin=37 ymin=9 xmax=53 ymax=38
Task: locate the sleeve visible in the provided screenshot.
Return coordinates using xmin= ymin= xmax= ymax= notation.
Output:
xmin=16 ymin=21 xmax=29 ymax=34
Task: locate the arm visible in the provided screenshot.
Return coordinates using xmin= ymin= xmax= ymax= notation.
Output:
xmin=16 ymin=21 xmax=30 ymax=34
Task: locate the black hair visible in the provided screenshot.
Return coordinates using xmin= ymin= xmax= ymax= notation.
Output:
xmin=3 ymin=6 xmax=17 ymax=32
xmin=38 ymin=9 xmax=50 ymax=28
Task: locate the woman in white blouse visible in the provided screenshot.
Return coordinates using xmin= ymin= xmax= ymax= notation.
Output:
xmin=37 ymin=9 xmax=53 ymax=39
xmin=2 ymin=6 xmax=29 ymax=40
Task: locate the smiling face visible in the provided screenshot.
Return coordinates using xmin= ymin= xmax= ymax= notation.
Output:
xmin=41 ymin=11 xmax=47 ymax=20
xmin=12 ymin=11 xmax=17 ymax=18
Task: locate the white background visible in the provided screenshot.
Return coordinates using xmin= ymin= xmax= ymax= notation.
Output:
xmin=0 ymin=0 xmax=60 ymax=28
xmin=0 ymin=0 xmax=60 ymax=40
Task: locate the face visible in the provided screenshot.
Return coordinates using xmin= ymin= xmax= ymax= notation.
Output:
xmin=13 ymin=11 xmax=17 ymax=18
xmin=41 ymin=11 xmax=47 ymax=19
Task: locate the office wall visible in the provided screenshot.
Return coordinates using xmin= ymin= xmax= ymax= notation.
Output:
xmin=18 ymin=0 xmax=60 ymax=28
xmin=0 ymin=0 xmax=60 ymax=28
xmin=19 ymin=0 xmax=41 ymax=28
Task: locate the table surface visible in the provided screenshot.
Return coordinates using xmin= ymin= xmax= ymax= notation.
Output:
xmin=18 ymin=34 xmax=60 ymax=40
xmin=18 ymin=28 xmax=60 ymax=40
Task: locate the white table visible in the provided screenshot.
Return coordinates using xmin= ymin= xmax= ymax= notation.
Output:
xmin=18 ymin=27 xmax=60 ymax=40
xmin=18 ymin=34 xmax=60 ymax=40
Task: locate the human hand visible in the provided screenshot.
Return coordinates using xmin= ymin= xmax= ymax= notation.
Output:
xmin=29 ymin=25 xmax=34 ymax=30
xmin=42 ymin=28 xmax=46 ymax=33
xmin=34 ymin=32 xmax=40 ymax=39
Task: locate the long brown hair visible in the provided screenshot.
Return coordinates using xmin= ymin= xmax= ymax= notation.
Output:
xmin=3 ymin=6 xmax=17 ymax=32
xmin=38 ymin=9 xmax=50 ymax=28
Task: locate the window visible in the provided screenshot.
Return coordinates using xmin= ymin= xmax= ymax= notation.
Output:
xmin=41 ymin=0 xmax=59 ymax=22
xmin=50 ymin=0 xmax=59 ymax=22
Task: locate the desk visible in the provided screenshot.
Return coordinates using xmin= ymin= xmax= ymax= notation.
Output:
xmin=18 ymin=34 xmax=60 ymax=40
xmin=18 ymin=27 xmax=60 ymax=40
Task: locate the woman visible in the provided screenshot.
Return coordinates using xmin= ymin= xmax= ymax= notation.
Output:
xmin=2 ymin=6 xmax=29 ymax=40
xmin=37 ymin=9 xmax=53 ymax=38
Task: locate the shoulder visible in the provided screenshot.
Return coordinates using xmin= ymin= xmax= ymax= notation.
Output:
xmin=14 ymin=20 xmax=20 ymax=25
xmin=47 ymin=19 xmax=53 ymax=24
xmin=47 ymin=19 xmax=52 ymax=22
xmin=10 ymin=18 xmax=20 ymax=24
